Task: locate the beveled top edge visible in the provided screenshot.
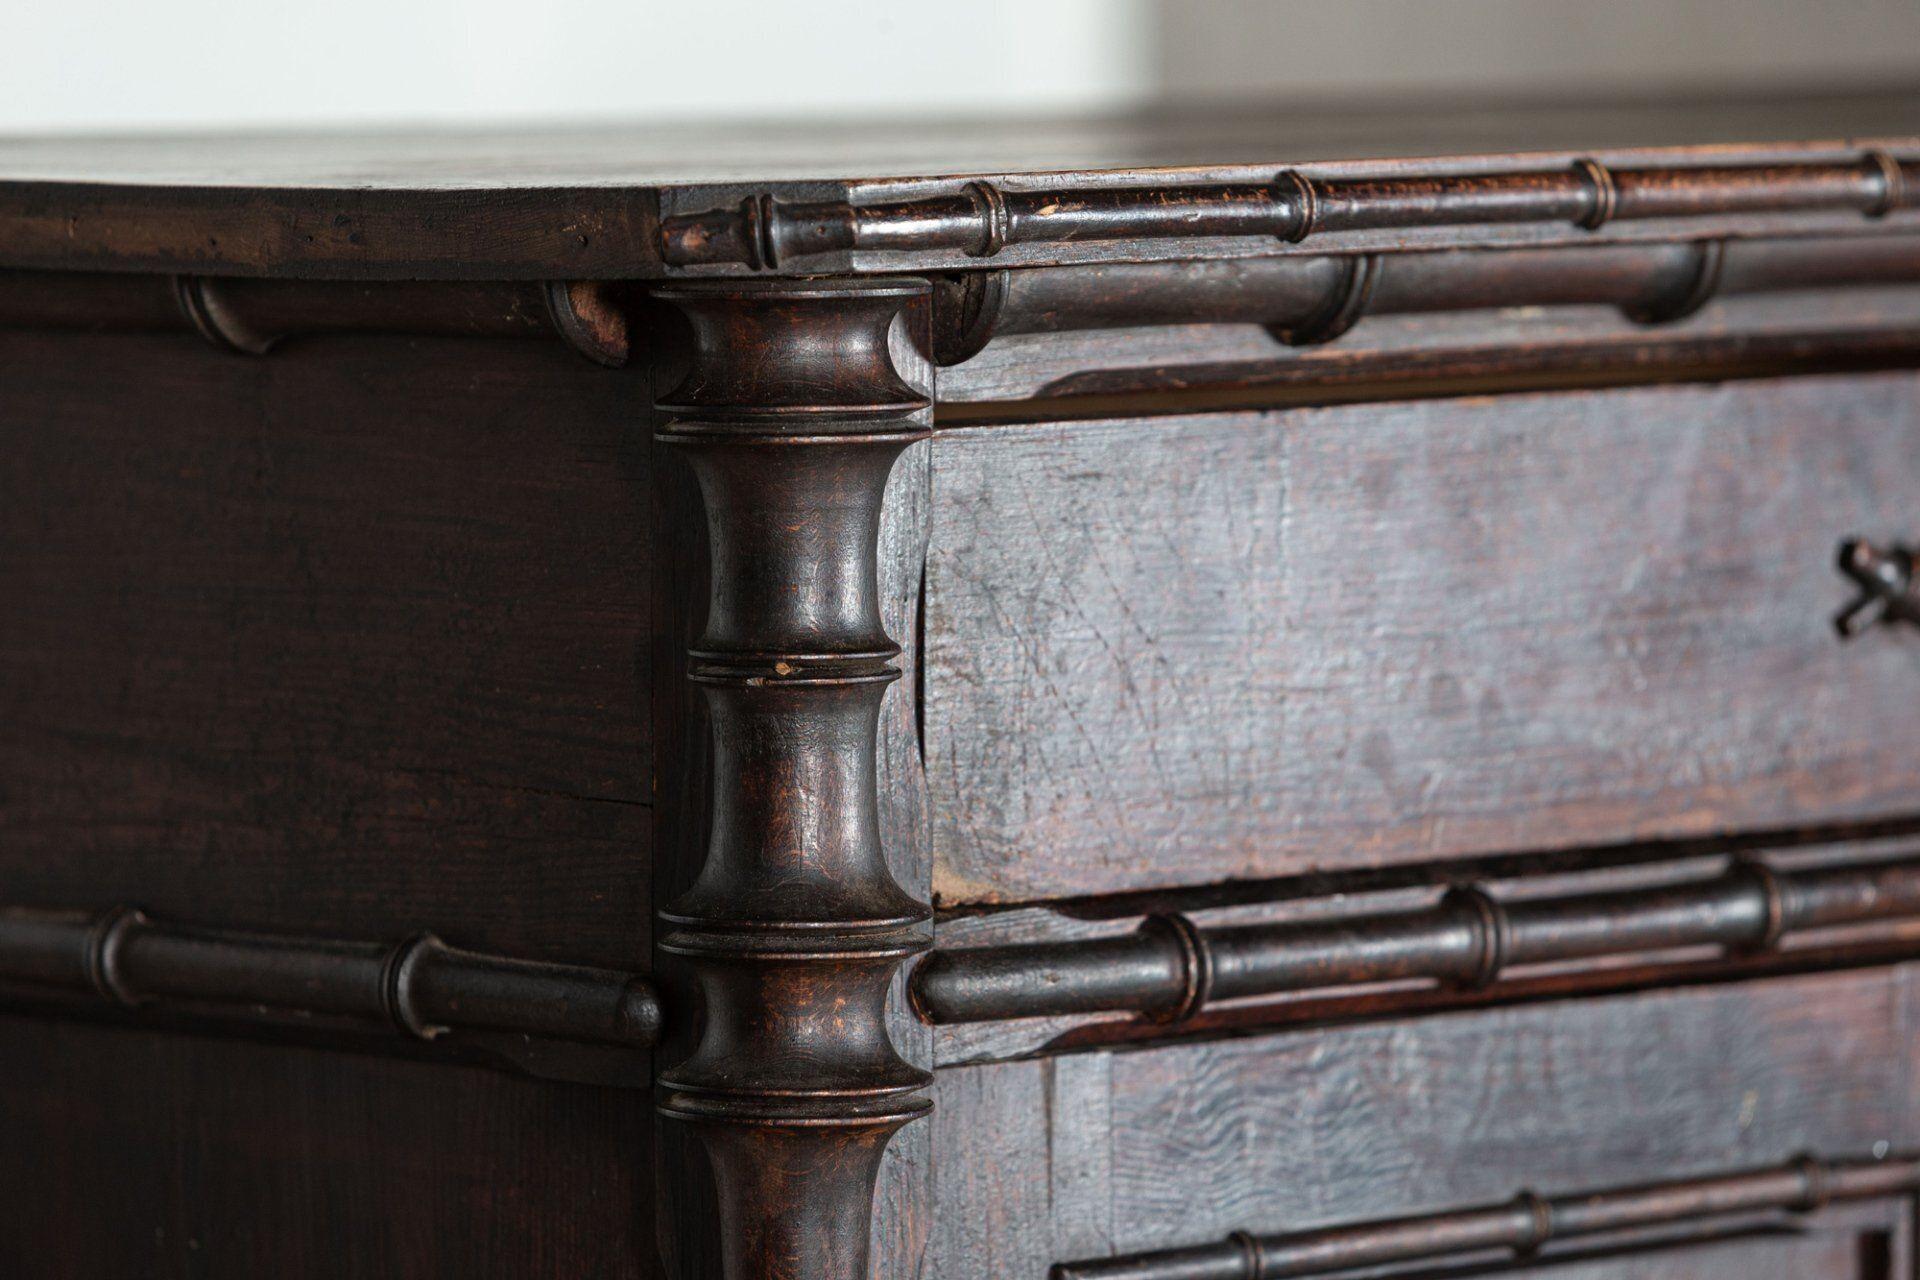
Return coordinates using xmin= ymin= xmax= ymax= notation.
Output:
xmin=0 ymin=89 xmax=1915 ymax=280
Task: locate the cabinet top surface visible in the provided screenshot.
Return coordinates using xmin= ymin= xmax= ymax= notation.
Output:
xmin=4 ymin=90 xmax=1917 ymax=189
xmin=0 ymin=88 xmax=1916 ymax=279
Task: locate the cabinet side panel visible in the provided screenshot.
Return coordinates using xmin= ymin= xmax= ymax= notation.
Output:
xmin=0 ymin=329 xmax=651 ymax=964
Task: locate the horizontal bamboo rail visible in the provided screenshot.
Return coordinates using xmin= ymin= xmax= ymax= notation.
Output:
xmin=0 ymin=905 xmax=659 ymax=1051
xmin=663 ymin=152 xmax=1916 ymax=270
xmin=914 ymin=858 xmax=1920 ymax=1025
xmin=1052 ymin=1152 xmax=1919 ymax=1279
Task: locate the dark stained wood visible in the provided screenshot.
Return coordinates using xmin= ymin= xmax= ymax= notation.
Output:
xmin=0 ymin=1015 xmax=653 ymax=1279
xmin=0 ymin=904 xmax=659 ymax=1082
xmin=928 ymin=966 xmax=1920 ymax=1278
xmin=0 ymin=330 xmax=650 ymax=967
xmin=9 ymin=92 xmax=1920 ymax=1280
xmin=647 ymin=280 xmax=934 ymax=1280
xmin=925 ymin=371 xmax=1920 ymax=905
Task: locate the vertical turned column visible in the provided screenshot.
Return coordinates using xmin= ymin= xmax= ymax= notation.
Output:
xmin=652 ymin=278 xmax=933 ymax=1280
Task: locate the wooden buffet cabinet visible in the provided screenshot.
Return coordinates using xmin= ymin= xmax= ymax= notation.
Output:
xmin=4 ymin=90 xmax=1920 ymax=1278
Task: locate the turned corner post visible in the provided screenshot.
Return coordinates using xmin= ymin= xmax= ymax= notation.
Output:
xmin=651 ymin=278 xmax=933 ymax=1280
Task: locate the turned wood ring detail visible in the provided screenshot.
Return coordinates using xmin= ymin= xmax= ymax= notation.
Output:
xmin=966 ymin=181 xmax=1011 ymax=258
xmin=1512 ymin=1190 xmax=1556 ymax=1254
xmin=1622 ymin=239 xmax=1725 ymax=325
xmin=86 ymin=906 xmax=145 ymax=1008
xmin=1272 ymin=252 xmax=1380 ymax=345
xmin=1573 ymin=157 xmax=1618 ymax=230
xmin=1443 ymin=884 xmax=1510 ymax=988
xmin=1228 ymin=1230 xmax=1266 ymax=1278
xmin=1736 ymin=859 xmax=1789 ymax=952
xmin=1794 ymin=1152 xmax=1832 ymax=1212
xmin=1274 ymin=169 xmax=1319 ymax=242
xmin=1145 ymin=912 xmax=1214 ymax=1022
xmin=1865 ymin=149 xmax=1907 ymax=218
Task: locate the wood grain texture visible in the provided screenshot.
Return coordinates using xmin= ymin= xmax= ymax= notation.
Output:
xmin=874 ymin=435 xmax=936 ymax=1280
xmin=926 ymin=371 xmax=1920 ymax=905
xmin=1527 ymin=1232 xmax=1894 ymax=1280
xmin=929 ymin=966 xmax=1918 ymax=1278
xmin=0 ymin=1013 xmax=652 ymax=1278
xmin=0 ymin=329 xmax=650 ymax=967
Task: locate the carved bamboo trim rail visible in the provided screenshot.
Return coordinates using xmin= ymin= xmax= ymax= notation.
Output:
xmin=913 ymin=858 xmax=1920 ymax=1026
xmin=0 ymin=271 xmax=631 ymax=365
xmin=0 ymin=904 xmax=659 ymax=1049
xmin=661 ymin=152 xmax=1918 ymax=270
xmin=1051 ymin=1153 xmax=1920 ymax=1279
xmin=929 ymin=231 xmax=1920 ymax=363
xmin=7 ymin=232 xmax=1920 ymax=373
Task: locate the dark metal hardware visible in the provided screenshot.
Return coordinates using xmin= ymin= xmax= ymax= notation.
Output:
xmin=912 ymin=857 xmax=1920 ymax=1026
xmin=1051 ymin=1152 xmax=1917 ymax=1279
xmin=1836 ymin=538 xmax=1920 ymax=637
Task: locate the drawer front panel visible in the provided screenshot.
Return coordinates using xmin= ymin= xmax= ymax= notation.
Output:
xmin=927 ymin=966 xmax=1920 ymax=1278
xmin=1529 ymin=1232 xmax=1894 ymax=1280
xmin=926 ymin=372 xmax=1920 ymax=905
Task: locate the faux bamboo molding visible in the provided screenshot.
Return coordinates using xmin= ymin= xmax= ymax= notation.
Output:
xmin=661 ymin=153 xmax=1918 ymax=270
xmin=0 ymin=270 xmax=631 ymax=365
xmin=1051 ymin=1153 xmax=1920 ymax=1279
xmin=930 ymin=232 xmax=1920 ymax=363
xmin=7 ymin=233 xmax=1920 ymax=374
xmin=913 ymin=857 xmax=1920 ymax=1026
xmin=650 ymin=278 xmax=933 ymax=1280
xmin=0 ymin=904 xmax=659 ymax=1051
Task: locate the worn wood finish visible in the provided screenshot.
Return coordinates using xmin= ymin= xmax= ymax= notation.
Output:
xmin=0 ymin=1017 xmax=654 ymax=1279
xmin=1053 ymin=1154 xmax=1917 ymax=1279
xmin=926 ymin=371 xmax=1920 ymax=905
xmin=929 ymin=966 xmax=1920 ymax=1278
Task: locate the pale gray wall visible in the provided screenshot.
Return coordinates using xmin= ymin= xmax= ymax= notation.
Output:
xmin=1155 ymin=0 xmax=1920 ymax=100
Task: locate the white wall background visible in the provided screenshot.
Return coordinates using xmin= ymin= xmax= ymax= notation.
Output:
xmin=0 ymin=0 xmax=1914 ymax=134
xmin=0 ymin=0 xmax=1154 ymax=131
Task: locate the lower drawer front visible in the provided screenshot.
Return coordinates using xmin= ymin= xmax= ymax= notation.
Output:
xmin=925 ymin=372 xmax=1920 ymax=905
xmin=1520 ymin=1229 xmax=1895 ymax=1280
xmin=926 ymin=966 xmax=1919 ymax=1278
